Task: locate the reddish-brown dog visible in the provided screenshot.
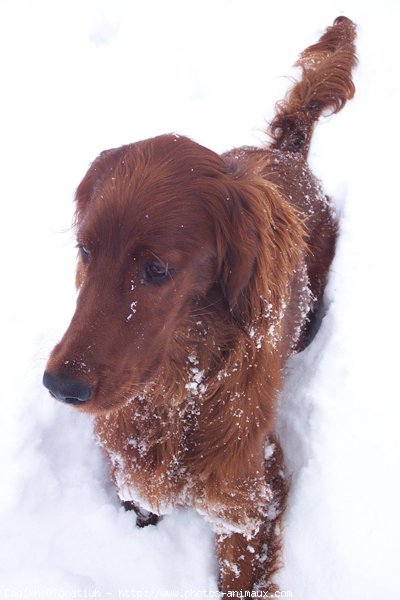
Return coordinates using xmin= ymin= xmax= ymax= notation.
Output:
xmin=44 ymin=18 xmax=357 ymax=592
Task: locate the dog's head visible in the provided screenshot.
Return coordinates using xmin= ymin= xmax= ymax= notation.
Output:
xmin=43 ymin=134 xmax=302 ymax=414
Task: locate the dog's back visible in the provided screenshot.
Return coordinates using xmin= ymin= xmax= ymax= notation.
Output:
xmin=224 ymin=16 xmax=357 ymax=350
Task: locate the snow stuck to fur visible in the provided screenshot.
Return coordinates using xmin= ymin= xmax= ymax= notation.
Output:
xmin=1 ymin=1 xmax=399 ymax=598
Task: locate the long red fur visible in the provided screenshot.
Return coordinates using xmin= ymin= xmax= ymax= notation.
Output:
xmin=44 ymin=17 xmax=357 ymax=592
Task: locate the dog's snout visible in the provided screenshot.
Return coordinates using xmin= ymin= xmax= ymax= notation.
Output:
xmin=43 ymin=371 xmax=93 ymax=406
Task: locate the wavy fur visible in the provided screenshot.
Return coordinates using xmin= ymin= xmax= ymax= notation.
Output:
xmin=44 ymin=17 xmax=357 ymax=593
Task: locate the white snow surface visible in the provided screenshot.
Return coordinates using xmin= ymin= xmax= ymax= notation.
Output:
xmin=1 ymin=0 xmax=399 ymax=598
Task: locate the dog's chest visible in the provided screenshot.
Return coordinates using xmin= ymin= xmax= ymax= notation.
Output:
xmin=95 ymin=400 xmax=197 ymax=513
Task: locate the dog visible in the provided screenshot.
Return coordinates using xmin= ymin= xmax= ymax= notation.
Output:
xmin=43 ymin=17 xmax=357 ymax=592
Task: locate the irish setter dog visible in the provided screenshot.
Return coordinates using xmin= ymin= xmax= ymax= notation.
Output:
xmin=44 ymin=17 xmax=357 ymax=592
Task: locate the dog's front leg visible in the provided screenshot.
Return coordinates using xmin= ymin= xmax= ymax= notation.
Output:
xmin=215 ymin=439 xmax=287 ymax=593
xmin=122 ymin=500 xmax=160 ymax=527
xmin=216 ymin=524 xmax=270 ymax=592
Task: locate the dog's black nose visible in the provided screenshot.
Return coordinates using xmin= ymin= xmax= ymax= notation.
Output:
xmin=43 ymin=371 xmax=93 ymax=406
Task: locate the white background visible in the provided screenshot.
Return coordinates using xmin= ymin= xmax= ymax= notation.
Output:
xmin=0 ymin=1 xmax=399 ymax=598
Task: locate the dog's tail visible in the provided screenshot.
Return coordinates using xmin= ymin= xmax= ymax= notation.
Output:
xmin=268 ymin=16 xmax=357 ymax=157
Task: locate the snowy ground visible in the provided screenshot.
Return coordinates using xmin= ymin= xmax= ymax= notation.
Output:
xmin=1 ymin=0 xmax=399 ymax=598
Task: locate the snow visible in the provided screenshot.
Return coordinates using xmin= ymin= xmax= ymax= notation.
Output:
xmin=126 ymin=300 xmax=137 ymax=321
xmin=1 ymin=0 xmax=399 ymax=598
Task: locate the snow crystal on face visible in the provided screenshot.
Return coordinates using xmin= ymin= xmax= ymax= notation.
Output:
xmin=217 ymin=361 xmax=240 ymax=382
xmin=249 ymin=326 xmax=264 ymax=350
xmin=185 ymin=354 xmax=207 ymax=397
xmin=63 ymin=357 xmax=91 ymax=374
xmin=126 ymin=300 xmax=137 ymax=322
xmin=185 ymin=367 xmax=206 ymax=396
xmin=188 ymin=353 xmax=199 ymax=366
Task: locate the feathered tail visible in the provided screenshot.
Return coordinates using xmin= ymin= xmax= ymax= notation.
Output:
xmin=268 ymin=16 xmax=357 ymax=157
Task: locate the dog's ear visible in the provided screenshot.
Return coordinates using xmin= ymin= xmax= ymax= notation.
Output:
xmin=217 ymin=185 xmax=260 ymax=316
xmin=215 ymin=174 xmax=305 ymax=327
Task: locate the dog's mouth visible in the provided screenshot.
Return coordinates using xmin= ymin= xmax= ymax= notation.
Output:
xmin=43 ymin=330 xmax=169 ymax=415
xmin=49 ymin=392 xmax=88 ymax=408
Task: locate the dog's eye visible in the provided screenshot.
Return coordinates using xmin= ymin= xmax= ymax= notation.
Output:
xmin=78 ymin=245 xmax=91 ymax=263
xmin=142 ymin=261 xmax=171 ymax=284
